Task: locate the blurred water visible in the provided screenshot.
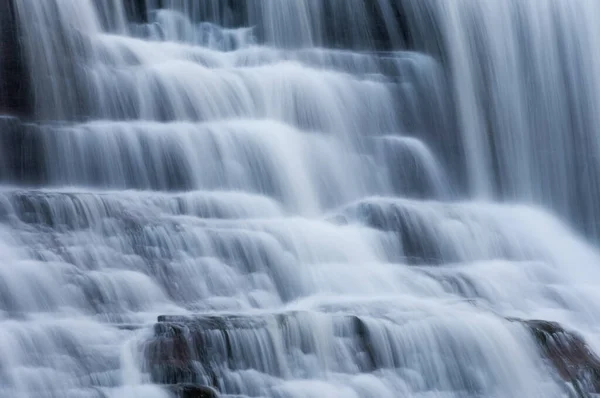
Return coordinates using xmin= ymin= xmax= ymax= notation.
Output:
xmin=1 ymin=1 xmax=600 ymax=397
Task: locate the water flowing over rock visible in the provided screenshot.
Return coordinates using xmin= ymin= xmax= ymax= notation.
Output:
xmin=2 ymin=1 xmax=600 ymax=397
xmin=517 ymin=319 xmax=600 ymax=397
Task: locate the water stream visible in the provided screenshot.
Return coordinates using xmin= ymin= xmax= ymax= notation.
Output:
xmin=2 ymin=1 xmax=600 ymax=397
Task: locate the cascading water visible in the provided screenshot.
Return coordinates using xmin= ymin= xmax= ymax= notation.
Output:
xmin=2 ymin=1 xmax=600 ymax=397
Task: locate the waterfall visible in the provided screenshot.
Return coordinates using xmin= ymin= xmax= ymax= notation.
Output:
xmin=2 ymin=1 xmax=600 ymax=397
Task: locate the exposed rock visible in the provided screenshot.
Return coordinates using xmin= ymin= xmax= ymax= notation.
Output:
xmin=512 ymin=318 xmax=600 ymax=396
xmin=143 ymin=311 xmax=377 ymax=388
xmin=342 ymin=200 xmax=446 ymax=265
xmin=146 ymin=312 xmax=600 ymax=395
xmin=0 ymin=0 xmax=32 ymax=117
xmin=144 ymin=313 xmax=286 ymax=385
xmin=164 ymin=384 xmax=219 ymax=398
xmin=0 ymin=118 xmax=47 ymax=185
xmin=369 ymin=136 xmax=450 ymax=200
xmin=144 ymin=323 xmax=201 ymax=385
xmin=124 ymin=0 xmax=148 ymax=24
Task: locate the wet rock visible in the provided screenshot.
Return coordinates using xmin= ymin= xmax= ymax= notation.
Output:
xmin=157 ymin=314 xmax=279 ymax=330
xmin=0 ymin=118 xmax=47 ymax=185
xmin=124 ymin=0 xmax=148 ymax=24
xmin=144 ymin=311 xmax=378 ymax=387
xmin=150 ymin=361 xmax=202 ymax=386
xmin=0 ymin=0 xmax=32 ymax=117
xmin=164 ymin=384 xmax=219 ymax=398
xmin=338 ymin=200 xmax=448 ymax=265
xmin=144 ymin=323 xmax=199 ymax=384
xmin=144 ymin=313 xmax=286 ymax=384
xmin=369 ymin=136 xmax=450 ymax=200
xmin=513 ymin=318 xmax=600 ymax=396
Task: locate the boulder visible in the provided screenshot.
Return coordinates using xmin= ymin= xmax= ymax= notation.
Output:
xmin=512 ymin=318 xmax=600 ymax=396
xmin=164 ymin=384 xmax=219 ymax=398
xmin=143 ymin=322 xmax=201 ymax=385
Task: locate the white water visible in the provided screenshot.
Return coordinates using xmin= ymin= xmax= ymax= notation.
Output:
xmin=2 ymin=0 xmax=600 ymax=397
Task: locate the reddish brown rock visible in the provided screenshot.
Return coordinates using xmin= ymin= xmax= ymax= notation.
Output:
xmin=512 ymin=318 xmax=600 ymax=396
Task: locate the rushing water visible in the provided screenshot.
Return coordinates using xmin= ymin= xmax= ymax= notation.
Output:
xmin=2 ymin=1 xmax=600 ymax=397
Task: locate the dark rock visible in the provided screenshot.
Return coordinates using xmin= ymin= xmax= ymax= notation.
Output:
xmin=140 ymin=0 xmax=411 ymax=51
xmin=145 ymin=320 xmax=218 ymax=385
xmin=352 ymin=315 xmax=377 ymax=371
xmin=93 ymin=0 xmax=149 ymax=28
xmin=0 ymin=119 xmax=198 ymax=190
xmin=0 ymin=118 xmax=46 ymax=185
xmin=145 ymin=323 xmax=192 ymax=364
xmin=370 ymin=136 xmax=450 ymax=200
xmin=115 ymin=324 xmax=143 ymax=331
xmin=0 ymin=0 xmax=32 ymax=117
xmin=156 ymin=314 xmax=278 ymax=330
xmin=511 ymin=318 xmax=600 ymax=396
xmin=164 ymin=384 xmax=218 ymax=398
xmin=338 ymin=200 xmax=447 ymax=265
xmin=143 ymin=311 xmax=378 ymax=388
xmin=124 ymin=0 xmax=149 ymax=24
xmin=150 ymin=361 xmax=201 ymax=386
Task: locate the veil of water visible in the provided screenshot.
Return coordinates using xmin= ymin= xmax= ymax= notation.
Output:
xmin=2 ymin=1 xmax=600 ymax=397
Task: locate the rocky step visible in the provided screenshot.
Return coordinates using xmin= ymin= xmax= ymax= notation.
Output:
xmin=511 ymin=318 xmax=600 ymax=397
xmin=333 ymin=197 xmax=552 ymax=265
xmin=0 ymin=0 xmax=32 ymax=117
xmin=102 ymin=0 xmax=412 ymax=51
xmin=142 ymin=311 xmax=374 ymax=386
xmin=163 ymin=384 xmax=219 ymax=398
xmin=144 ymin=312 xmax=600 ymax=397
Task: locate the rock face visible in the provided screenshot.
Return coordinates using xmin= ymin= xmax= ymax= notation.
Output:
xmin=164 ymin=384 xmax=219 ymax=398
xmin=144 ymin=322 xmax=201 ymax=385
xmin=135 ymin=0 xmax=411 ymax=51
xmin=517 ymin=319 xmax=600 ymax=396
xmin=0 ymin=0 xmax=31 ymax=117
xmin=0 ymin=118 xmax=46 ymax=185
xmin=143 ymin=317 xmax=221 ymax=394
xmin=145 ymin=313 xmax=600 ymax=397
xmin=142 ymin=312 xmax=376 ymax=393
